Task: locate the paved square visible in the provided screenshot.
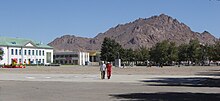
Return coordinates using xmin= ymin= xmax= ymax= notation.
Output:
xmin=1 ymin=66 xmax=220 ymax=101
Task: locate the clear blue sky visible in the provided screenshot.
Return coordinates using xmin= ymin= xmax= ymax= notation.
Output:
xmin=0 ymin=0 xmax=219 ymax=43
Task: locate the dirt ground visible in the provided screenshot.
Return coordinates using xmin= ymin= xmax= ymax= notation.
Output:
xmin=1 ymin=65 xmax=220 ymax=76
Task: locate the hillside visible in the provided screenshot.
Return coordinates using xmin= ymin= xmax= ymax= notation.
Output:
xmin=48 ymin=14 xmax=218 ymax=51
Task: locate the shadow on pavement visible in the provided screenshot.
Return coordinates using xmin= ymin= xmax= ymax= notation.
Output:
xmin=196 ymin=69 xmax=220 ymax=76
xmin=110 ymin=92 xmax=220 ymax=101
xmin=141 ymin=77 xmax=220 ymax=87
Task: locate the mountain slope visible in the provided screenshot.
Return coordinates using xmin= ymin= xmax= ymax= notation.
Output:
xmin=48 ymin=14 xmax=218 ymax=51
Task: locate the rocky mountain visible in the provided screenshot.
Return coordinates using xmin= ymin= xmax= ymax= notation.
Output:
xmin=48 ymin=14 xmax=218 ymax=52
xmin=49 ymin=35 xmax=92 ymax=52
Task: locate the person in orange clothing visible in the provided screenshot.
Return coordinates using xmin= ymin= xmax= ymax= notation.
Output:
xmin=106 ymin=62 xmax=112 ymax=79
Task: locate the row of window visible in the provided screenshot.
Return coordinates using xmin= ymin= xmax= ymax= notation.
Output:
xmin=54 ymin=54 xmax=79 ymax=58
xmin=14 ymin=58 xmax=45 ymax=64
xmin=54 ymin=60 xmax=78 ymax=64
xmin=11 ymin=49 xmax=45 ymax=56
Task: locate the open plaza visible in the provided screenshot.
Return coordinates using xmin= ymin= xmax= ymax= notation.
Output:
xmin=1 ymin=65 xmax=220 ymax=101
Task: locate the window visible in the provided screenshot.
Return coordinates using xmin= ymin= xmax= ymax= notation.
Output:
xmin=19 ymin=59 xmax=21 ymax=63
xmin=24 ymin=50 xmax=27 ymax=55
xmin=39 ymin=59 xmax=41 ymax=64
xmin=42 ymin=59 xmax=44 ymax=63
xmin=24 ymin=59 xmax=27 ymax=64
xmin=39 ymin=50 xmax=41 ymax=56
xmin=32 ymin=50 xmax=34 ymax=55
xmin=46 ymin=52 xmax=52 ymax=63
xmin=11 ymin=42 xmax=16 ymax=44
xmin=11 ymin=49 xmax=14 ymax=55
xmin=36 ymin=59 xmax=38 ymax=64
xmin=19 ymin=49 xmax=21 ymax=55
xmin=43 ymin=50 xmax=45 ymax=56
xmin=28 ymin=50 xmax=31 ymax=55
xmin=15 ymin=49 xmax=18 ymax=55
xmin=36 ymin=50 xmax=38 ymax=56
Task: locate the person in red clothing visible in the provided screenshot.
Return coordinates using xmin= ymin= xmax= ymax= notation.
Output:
xmin=106 ymin=62 xmax=112 ymax=79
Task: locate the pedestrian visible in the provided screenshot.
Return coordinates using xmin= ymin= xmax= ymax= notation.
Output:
xmin=106 ymin=62 xmax=112 ymax=79
xmin=100 ymin=61 xmax=106 ymax=79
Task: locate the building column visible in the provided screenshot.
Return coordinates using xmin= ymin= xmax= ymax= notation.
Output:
xmin=82 ymin=52 xmax=85 ymax=65
xmin=21 ymin=47 xmax=24 ymax=64
xmin=7 ymin=46 xmax=9 ymax=65
xmin=79 ymin=52 xmax=81 ymax=65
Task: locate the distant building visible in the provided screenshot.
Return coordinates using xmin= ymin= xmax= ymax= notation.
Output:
xmin=0 ymin=37 xmax=53 ymax=65
xmin=53 ymin=51 xmax=89 ymax=65
xmin=89 ymin=51 xmax=100 ymax=62
xmin=88 ymin=51 xmax=101 ymax=66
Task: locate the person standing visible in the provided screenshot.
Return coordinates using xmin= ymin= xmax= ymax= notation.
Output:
xmin=100 ymin=61 xmax=106 ymax=79
xmin=106 ymin=62 xmax=112 ymax=79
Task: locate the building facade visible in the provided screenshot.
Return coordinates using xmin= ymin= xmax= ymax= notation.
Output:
xmin=53 ymin=51 xmax=89 ymax=65
xmin=0 ymin=37 xmax=53 ymax=65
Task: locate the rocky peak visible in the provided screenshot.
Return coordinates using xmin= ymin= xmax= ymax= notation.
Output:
xmin=49 ymin=14 xmax=218 ymax=51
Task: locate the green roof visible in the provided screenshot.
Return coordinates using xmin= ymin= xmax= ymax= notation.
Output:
xmin=0 ymin=36 xmax=53 ymax=49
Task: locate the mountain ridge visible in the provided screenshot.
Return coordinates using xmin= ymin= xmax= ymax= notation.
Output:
xmin=48 ymin=14 xmax=218 ymax=52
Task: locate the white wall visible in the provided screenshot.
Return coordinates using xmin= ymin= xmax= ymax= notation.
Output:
xmin=0 ymin=46 xmax=53 ymax=65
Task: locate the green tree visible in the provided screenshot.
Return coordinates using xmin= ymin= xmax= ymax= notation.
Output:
xmin=127 ymin=48 xmax=135 ymax=62
xmin=197 ymin=43 xmax=210 ymax=65
xmin=187 ymin=39 xmax=200 ymax=65
xmin=121 ymin=48 xmax=135 ymax=66
xmin=206 ymin=44 xmax=214 ymax=65
xmin=100 ymin=37 xmax=123 ymax=62
xmin=178 ymin=44 xmax=189 ymax=64
xmin=149 ymin=40 xmax=169 ymax=66
xmin=167 ymin=42 xmax=178 ymax=65
xmin=149 ymin=40 xmax=178 ymax=66
xmin=135 ymin=46 xmax=149 ymax=65
xmin=211 ymin=41 xmax=220 ymax=62
xmin=0 ymin=48 xmax=4 ymax=60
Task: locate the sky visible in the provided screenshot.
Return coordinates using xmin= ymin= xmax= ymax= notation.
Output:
xmin=0 ymin=0 xmax=219 ymax=44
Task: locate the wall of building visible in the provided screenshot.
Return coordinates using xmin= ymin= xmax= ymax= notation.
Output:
xmin=0 ymin=46 xmax=53 ymax=65
xmin=53 ymin=52 xmax=89 ymax=65
xmin=53 ymin=52 xmax=79 ymax=65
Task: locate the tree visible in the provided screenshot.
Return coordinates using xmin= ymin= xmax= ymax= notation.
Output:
xmin=100 ymin=37 xmax=123 ymax=62
xmin=0 ymin=48 xmax=4 ymax=60
xmin=167 ymin=42 xmax=178 ymax=65
xmin=149 ymin=40 xmax=178 ymax=66
xmin=211 ymin=41 xmax=220 ymax=62
xmin=150 ymin=40 xmax=169 ymax=66
xmin=178 ymin=44 xmax=189 ymax=64
xmin=187 ymin=39 xmax=200 ymax=65
xmin=135 ymin=46 xmax=150 ymax=65
xmin=197 ymin=43 xmax=210 ymax=65
xmin=121 ymin=48 xmax=135 ymax=66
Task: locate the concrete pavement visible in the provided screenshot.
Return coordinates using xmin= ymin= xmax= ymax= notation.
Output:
xmin=1 ymin=74 xmax=220 ymax=101
xmin=1 ymin=71 xmax=220 ymax=101
xmin=0 ymin=73 xmax=219 ymax=83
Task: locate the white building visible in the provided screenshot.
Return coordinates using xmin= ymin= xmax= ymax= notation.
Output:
xmin=53 ymin=51 xmax=89 ymax=65
xmin=0 ymin=37 xmax=53 ymax=65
